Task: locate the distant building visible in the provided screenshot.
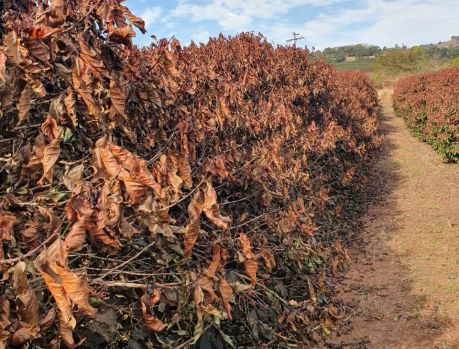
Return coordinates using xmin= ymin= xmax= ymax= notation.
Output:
xmin=345 ymin=55 xmax=375 ymax=61
xmin=438 ymin=36 xmax=459 ymax=48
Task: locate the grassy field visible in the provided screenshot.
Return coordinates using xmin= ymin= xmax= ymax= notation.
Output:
xmin=333 ymin=59 xmax=375 ymax=72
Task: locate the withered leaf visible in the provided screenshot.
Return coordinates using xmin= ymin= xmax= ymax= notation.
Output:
xmin=65 ymin=184 xmax=121 ymax=251
xmin=109 ymin=79 xmax=127 ymax=118
xmin=258 ymin=250 xmax=276 ymax=272
xmin=107 ymin=24 xmax=136 ymax=46
xmin=184 ymin=182 xmax=229 ymax=259
xmin=17 ymin=86 xmax=31 ymax=125
xmin=51 ymin=263 xmax=97 ymax=318
xmin=205 ymin=243 xmax=221 ymax=279
xmin=27 ymin=26 xmax=61 ymax=39
xmin=38 ymin=138 xmax=61 ymax=186
xmin=35 ymin=264 xmax=74 ymax=334
xmin=202 ymin=182 xmax=230 ymax=229
xmin=239 ymin=233 xmax=255 ymax=260
xmin=41 ymin=114 xmax=61 ymax=141
xmin=20 ymin=219 xmax=40 ymax=248
xmin=4 ymin=31 xmax=26 ymax=65
xmin=120 ymin=5 xmax=146 ymax=34
xmin=0 ymin=212 xmax=18 ymax=242
xmin=40 ymin=307 xmax=56 ymax=331
xmin=72 ymin=56 xmax=99 ymax=118
xmin=24 ymin=38 xmax=50 ymax=65
xmin=219 ymin=278 xmax=233 ymax=320
xmin=141 ymin=289 xmax=166 ymax=332
xmin=63 ymin=164 xmax=84 ymax=191
xmin=12 ymin=262 xmax=40 ymax=344
xmin=0 ymin=52 xmax=6 ymax=86
xmin=92 ymin=138 xmax=162 ymax=203
xmin=0 ymin=299 xmax=9 ymax=348
xmin=183 ymin=220 xmax=200 ymax=260
xmin=79 ymin=36 xmax=108 ymax=80
xmin=64 ymin=89 xmax=78 ymax=126
xmin=244 ymin=260 xmax=258 ymax=287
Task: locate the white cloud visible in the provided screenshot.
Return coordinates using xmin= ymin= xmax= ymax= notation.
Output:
xmin=171 ymin=0 xmax=344 ymax=31
xmin=141 ymin=0 xmax=459 ymax=48
xmin=193 ymin=30 xmax=212 ymax=44
xmin=264 ymin=0 xmax=459 ymax=49
xmin=141 ymin=6 xmax=162 ymax=28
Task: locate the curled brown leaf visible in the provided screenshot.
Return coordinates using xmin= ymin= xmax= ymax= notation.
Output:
xmin=141 ymin=289 xmax=166 ymax=332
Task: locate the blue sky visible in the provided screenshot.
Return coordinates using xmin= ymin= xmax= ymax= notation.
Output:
xmin=125 ymin=0 xmax=459 ymax=49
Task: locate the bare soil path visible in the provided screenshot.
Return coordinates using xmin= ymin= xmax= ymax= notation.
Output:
xmin=329 ymin=89 xmax=459 ymax=349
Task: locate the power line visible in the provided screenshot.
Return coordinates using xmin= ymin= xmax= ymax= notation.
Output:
xmin=287 ymin=32 xmax=305 ymax=48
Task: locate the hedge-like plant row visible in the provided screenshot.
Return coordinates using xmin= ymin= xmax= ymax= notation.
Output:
xmin=0 ymin=2 xmax=380 ymax=348
xmin=393 ymin=67 xmax=459 ymax=162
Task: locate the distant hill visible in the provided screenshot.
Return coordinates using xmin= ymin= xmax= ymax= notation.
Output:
xmin=313 ymin=36 xmax=459 ymax=64
xmin=437 ymin=36 xmax=459 ymax=48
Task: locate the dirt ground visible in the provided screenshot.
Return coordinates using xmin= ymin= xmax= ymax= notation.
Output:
xmin=328 ymin=89 xmax=459 ymax=349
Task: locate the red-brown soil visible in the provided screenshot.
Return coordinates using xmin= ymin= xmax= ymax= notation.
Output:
xmin=329 ymin=89 xmax=459 ymax=349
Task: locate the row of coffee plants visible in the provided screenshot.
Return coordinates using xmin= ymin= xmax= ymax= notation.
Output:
xmin=0 ymin=1 xmax=380 ymax=348
xmin=393 ymin=67 xmax=459 ymax=162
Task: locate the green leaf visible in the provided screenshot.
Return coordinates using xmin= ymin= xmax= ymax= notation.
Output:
xmin=59 ymin=126 xmax=74 ymax=143
xmin=17 ymin=187 xmax=29 ymax=195
xmin=89 ymin=297 xmax=102 ymax=307
xmin=50 ymin=192 xmax=68 ymax=203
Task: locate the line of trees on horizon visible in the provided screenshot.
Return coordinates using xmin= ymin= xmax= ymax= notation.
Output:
xmin=312 ymin=42 xmax=459 ymax=64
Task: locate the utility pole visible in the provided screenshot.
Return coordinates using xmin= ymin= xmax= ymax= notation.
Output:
xmin=287 ymin=32 xmax=305 ymax=48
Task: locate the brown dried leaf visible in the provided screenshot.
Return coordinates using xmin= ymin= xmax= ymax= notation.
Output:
xmin=0 ymin=298 xmax=11 ymax=330
xmin=37 ymin=206 xmax=59 ymax=233
xmin=0 ymin=52 xmax=6 ymax=87
xmin=4 ymin=31 xmax=26 ymax=65
xmin=24 ymin=38 xmax=50 ymax=65
xmin=244 ymin=260 xmax=258 ymax=287
xmin=183 ymin=183 xmax=229 ymax=259
xmin=92 ymin=138 xmax=162 ymax=203
xmin=64 ymin=90 xmax=78 ymax=126
xmin=0 ymin=212 xmax=18 ymax=242
xmin=65 ymin=185 xmax=121 ymax=251
xmin=35 ymin=265 xmax=75 ymax=332
xmin=27 ymin=77 xmax=47 ymax=97
xmin=110 ymin=80 xmax=127 ymax=118
xmin=20 ymin=219 xmax=40 ymax=248
xmin=72 ymin=57 xmax=99 ymax=118
xmin=259 ymin=250 xmax=276 ymax=272
xmin=197 ymin=276 xmax=218 ymax=303
xmin=120 ymin=5 xmax=146 ymax=34
xmin=63 ymin=164 xmax=84 ymax=191
xmin=79 ymin=36 xmax=108 ymax=80
xmin=12 ymin=262 xmax=40 ymax=344
xmin=141 ymin=289 xmax=166 ymax=332
xmin=119 ymin=217 xmax=139 ymax=239
xmin=40 ymin=307 xmax=56 ymax=331
xmin=202 ymin=182 xmax=230 ymax=230
xmin=239 ymin=233 xmax=255 ymax=260
xmin=17 ymin=86 xmax=31 ymax=125
xmin=51 ymin=263 xmax=97 ymax=318
xmin=183 ymin=220 xmax=200 ymax=260
xmin=41 ymin=115 xmax=61 ymax=141
xmin=107 ymin=24 xmax=136 ymax=46
xmin=27 ymin=26 xmax=61 ymax=39
xmin=49 ymin=0 xmax=66 ymax=26
xmin=35 ymin=243 xmax=82 ymax=349
xmin=64 ymin=219 xmax=87 ymax=252
xmin=219 ymin=278 xmax=233 ymax=320
xmin=38 ymin=138 xmax=61 ymax=186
